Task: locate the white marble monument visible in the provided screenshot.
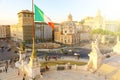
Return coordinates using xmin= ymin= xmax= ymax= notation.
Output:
xmin=15 ymin=42 xmax=41 ymax=80
xmin=113 ymin=36 xmax=120 ymax=54
xmin=87 ymin=39 xmax=103 ymax=72
xmin=15 ymin=42 xmax=27 ymax=73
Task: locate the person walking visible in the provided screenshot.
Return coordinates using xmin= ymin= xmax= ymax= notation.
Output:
xmin=18 ymin=69 xmax=20 ymax=76
xmin=23 ymin=76 xmax=25 ymax=80
xmin=23 ymin=74 xmax=26 ymax=80
xmin=5 ymin=66 xmax=8 ymax=73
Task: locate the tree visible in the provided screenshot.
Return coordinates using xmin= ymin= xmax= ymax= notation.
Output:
xmin=91 ymin=28 xmax=114 ymax=44
xmin=114 ymin=32 xmax=120 ymax=42
xmin=114 ymin=32 xmax=120 ymax=36
xmin=91 ymin=28 xmax=104 ymax=40
xmin=91 ymin=28 xmax=113 ymax=35
xmin=60 ymin=49 xmax=68 ymax=55
xmin=60 ymin=49 xmax=64 ymax=53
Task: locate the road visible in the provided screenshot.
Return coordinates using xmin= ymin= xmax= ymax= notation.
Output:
xmin=0 ymin=39 xmax=112 ymax=61
xmin=0 ymin=40 xmax=18 ymax=60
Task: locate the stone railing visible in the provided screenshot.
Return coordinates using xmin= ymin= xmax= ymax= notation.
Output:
xmin=40 ymin=64 xmax=87 ymax=73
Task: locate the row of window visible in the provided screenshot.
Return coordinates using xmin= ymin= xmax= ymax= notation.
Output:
xmin=61 ymin=38 xmax=72 ymax=43
xmin=0 ymin=31 xmax=6 ymax=33
xmin=19 ymin=14 xmax=32 ymax=17
xmin=24 ymin=14 xmax=32 ymax=17
xmin=0 ymin=35 xmax=6 ymax=37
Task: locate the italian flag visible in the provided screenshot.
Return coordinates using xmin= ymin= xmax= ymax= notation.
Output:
xmin=34 ymin=4 xmax=54 ymax=30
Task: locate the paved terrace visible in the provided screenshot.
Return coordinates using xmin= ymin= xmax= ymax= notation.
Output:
xmin=0 ymin=64 xmax=106 ymax=80
xmin=42 ymin=69 xmax=105 ymax=80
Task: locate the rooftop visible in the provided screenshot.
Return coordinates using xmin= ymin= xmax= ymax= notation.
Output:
xmin=18 ymin=10 xmax=33 ymax=14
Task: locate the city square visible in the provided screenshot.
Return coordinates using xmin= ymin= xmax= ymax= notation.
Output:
xmin=0 ymin=0 xmax=120 ymax=80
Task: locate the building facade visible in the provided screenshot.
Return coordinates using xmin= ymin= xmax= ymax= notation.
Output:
xmin=35 ymin=22 xmax=52 ymax=42
xmin=11 ymin=10 xmax=33 ymax=43
xmin=83 ymin=10 xmax=120 ymax=43
xmin=83 ymin=10 xmax=104 ymax=29
xmin=54 ymin=14 xmax=80 ymax=45
xmin=83 ymin=10 xmax=120 ymax=32
xmin=54 ymin=23 xmax=61 ymax=43
xmin=10 ymin=10 xmax=53 ymax=43
xmin=0 ymin=25 xmax=10 ymax=39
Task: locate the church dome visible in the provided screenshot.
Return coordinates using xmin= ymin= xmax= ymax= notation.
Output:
xmin=68 ymin=13 xmax=72 ymax=21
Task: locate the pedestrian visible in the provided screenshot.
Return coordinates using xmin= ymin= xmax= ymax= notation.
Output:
xmin=9 ymin=59 xmax=12 ymax=65
xmin=5 ymin=66 xmax=8 ymax=73
xmin=40 ymin=71 xmax=43 ymax=78
xmin=46 ymin=65 xmax=49 ymax=71
xmin=23 ymin=76 xmax=25 ymax=80
xmin=5 ymin=61 xmax=8 ymax=67
xmin=18 ymin=69 xmax=20 ymax=75
xmin=23 ymin=74 xmax=26 ymax=80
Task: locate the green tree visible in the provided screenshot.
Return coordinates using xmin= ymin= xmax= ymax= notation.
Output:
xmin=114 ymin=32 xmax=120 ymax=42
xmin=91 ymin=28 xmax=114 ymax=44
xmin=91 ymin=28 xmax=113 ymax=35
xmin=60 ymin=49 xmax=68 ymax=55
xmin=114 ymin=32 xmax=120 ymax=36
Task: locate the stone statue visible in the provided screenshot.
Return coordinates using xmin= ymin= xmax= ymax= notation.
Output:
xmin=87 ymin=39 xmax=102 ymax=72
xmin=15 ymin=41 xmax=41 ymax=79
xmin=113 ymin=36 xmax=120 ymax=54
xmin=19 ymin=42 xmax=25 ymax=52
xmin=18 ymin=42 xmax=26 ymax=62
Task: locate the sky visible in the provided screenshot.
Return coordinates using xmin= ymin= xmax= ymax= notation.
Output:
xmin=0 ymin=0 xmax=120 ymax=25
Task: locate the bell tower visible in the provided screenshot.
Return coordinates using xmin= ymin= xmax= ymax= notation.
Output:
xmin=18 ymin=10 xmax=33 ymax=25
xmin=68 ymin=13 xmax=72 ymax=21
xmin=96 ymin=9 xmax=101 ymax=17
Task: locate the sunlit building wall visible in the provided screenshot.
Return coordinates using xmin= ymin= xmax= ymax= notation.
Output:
xmin=10 ymin=10 xmax=53 ymax=43
xmin=35 ymin=22 xmax=53 ymax=42
xmin=80 ymin=26 xmax=91 ymax=41
xmin=54 ymin=23 xmax=61 ymax=42
xmin=83 ymin=10 xmax=120 ymax=32
xmin=83 ymin=10 xmax=104 ymax=29
xmin=104 ymin=21 xmax=120 ymax=32
xmin=0 ymin=25 xmax=10 ymax=39
xmin=54 ymin=14 xmax=80 ymax=45
xmin=10 ymin=10 xmax=33 ymax=43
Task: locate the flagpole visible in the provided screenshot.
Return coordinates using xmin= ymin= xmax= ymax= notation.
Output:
xmin=31 ymin=0 xmax=36 ymax=58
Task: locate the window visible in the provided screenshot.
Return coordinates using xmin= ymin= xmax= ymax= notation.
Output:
xmin=64 ymin=40 xmax=66 ymax=43
xmin=24 ymin=14 xmax=26 ymax=17
xmin=28 ymin=14 xmax=30 ymax=17
xmin=19 ymin=15 xmax=21 ymax=17
xmin=70 ymin=30 xmax=72 ymax=33
xmin=65 ymin=31 xmax=67 ymax=33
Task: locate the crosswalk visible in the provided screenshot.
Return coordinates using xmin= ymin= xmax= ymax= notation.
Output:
xmin=0 ymin=68 xmax=23 ymax=80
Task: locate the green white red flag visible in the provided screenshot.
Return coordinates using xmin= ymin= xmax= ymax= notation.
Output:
xmin=34 ymin=4 xmax=54 ymax=30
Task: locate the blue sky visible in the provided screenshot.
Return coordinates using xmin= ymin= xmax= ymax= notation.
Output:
xmin=0 ymin=0 xmax=120 ymax=25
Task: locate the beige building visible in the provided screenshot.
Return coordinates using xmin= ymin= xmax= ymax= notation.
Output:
xmin=0 ymin=25 xmax=10 ymax=39
xmin=83 ymin=10 xmax=120 ymax=32
xmin=54 ymin=14 xmax=80 ymax=45
xmin=104 ymin=20 xmax=120 ymax=32
xmin=54 ymin=23 xmax=61 ymax=43
xmin=83 ymin=10 xmax=104 ymax=29
xmin=11 ymin=10 xmax=53 ymax=43
xmin=80 ymin=25 xmax=91 ymax=41
xmin=11 ymin=10 xmax=33 ymax=43
xmin=35 ymin=22 xmax=53 ymax=42
xmin=82 ymin=10 xmax=120 ymax=43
